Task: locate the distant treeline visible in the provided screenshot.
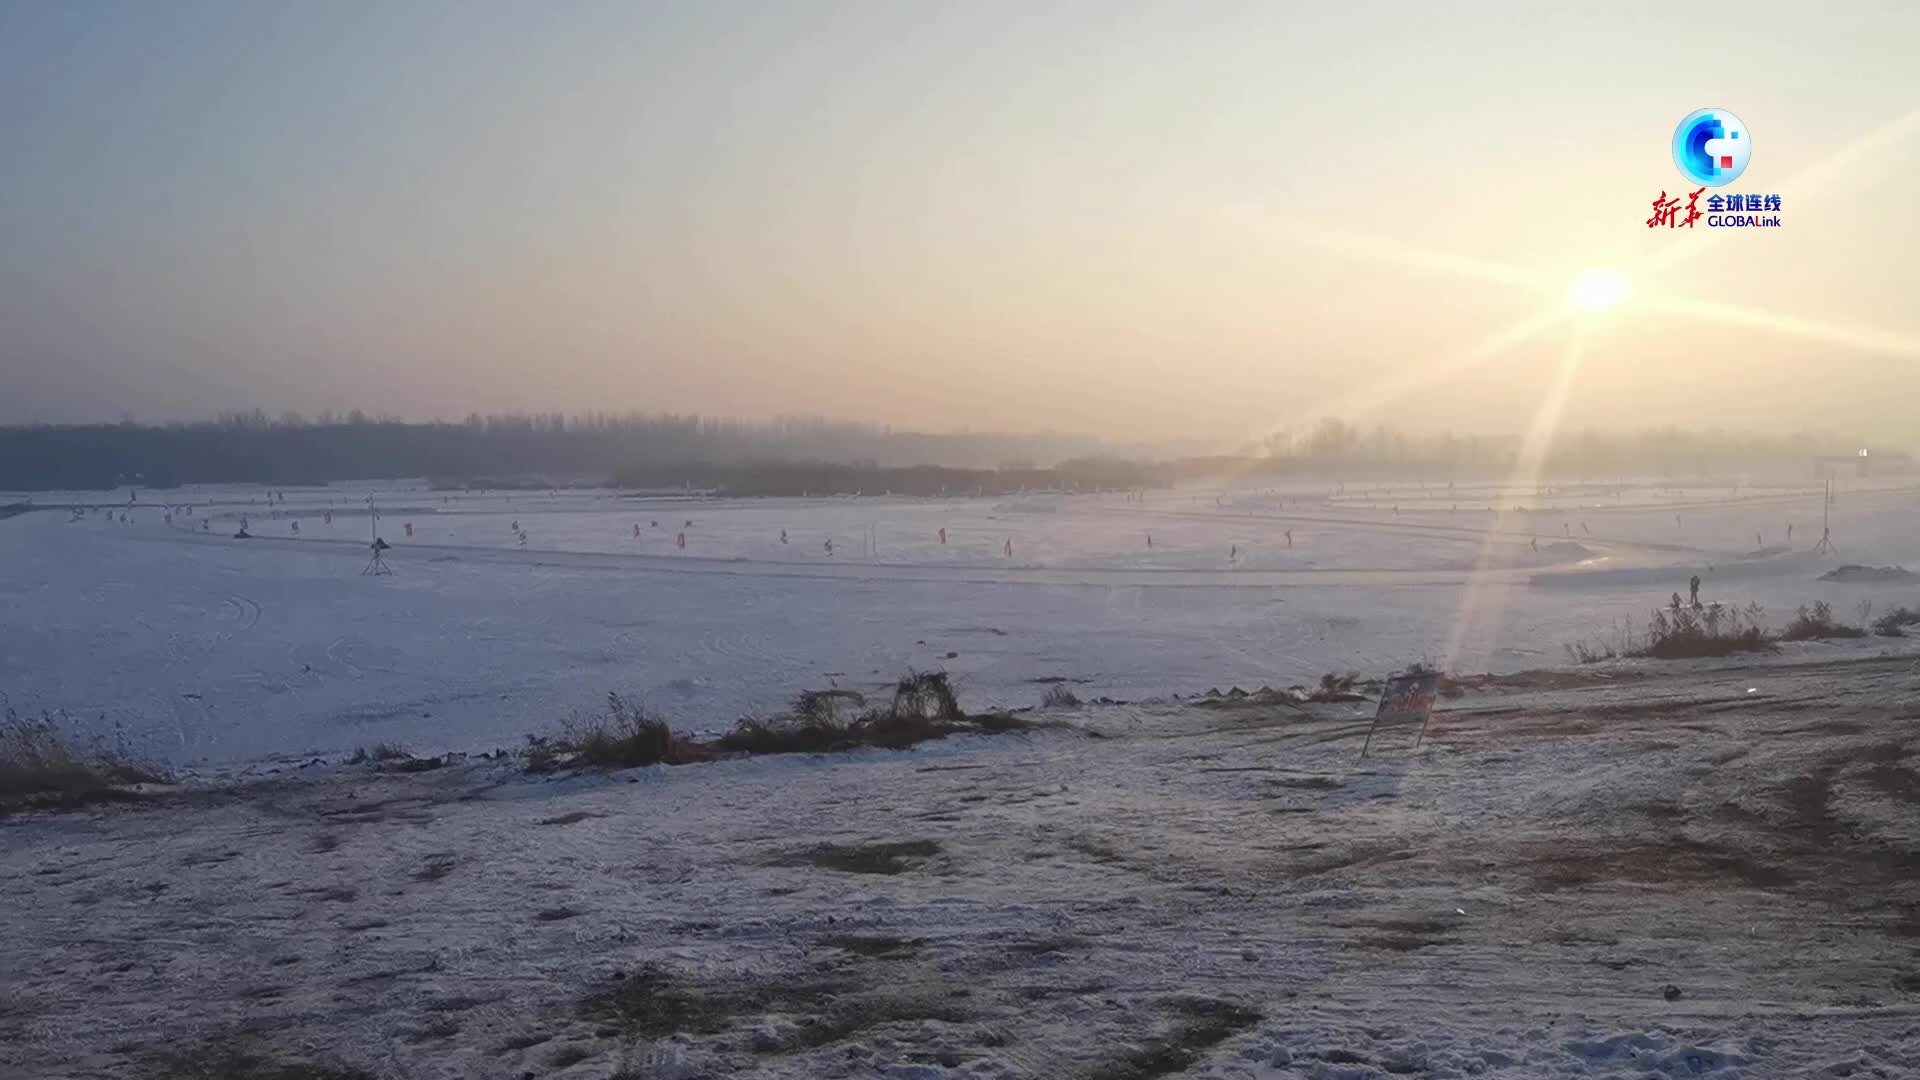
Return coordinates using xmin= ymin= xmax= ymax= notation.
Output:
xmin=0 ymin=411 xmax=1116 ymax=492
xmin=610 ymin=459 xmax=1150 ymax=497
xmin=0 ymin=410 xmax=1895 ymax=493
xmin=1247 ymin=419 xmax=1896 ymax=480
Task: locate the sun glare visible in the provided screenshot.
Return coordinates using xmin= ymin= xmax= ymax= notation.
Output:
xmin=1568 ymin=269 xmax=1631 ymax=313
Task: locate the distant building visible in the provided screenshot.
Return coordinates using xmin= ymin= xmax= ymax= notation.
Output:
xmin=1815 ymin=449 xmax=1914 ymax=478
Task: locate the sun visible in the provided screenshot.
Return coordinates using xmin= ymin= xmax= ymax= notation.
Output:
xmin=1568 ymin=269 xmax=1631 ymax=313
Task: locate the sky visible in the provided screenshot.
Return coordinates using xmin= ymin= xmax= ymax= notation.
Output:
xmin=2 ymin=1 xmax=1917 ymax=446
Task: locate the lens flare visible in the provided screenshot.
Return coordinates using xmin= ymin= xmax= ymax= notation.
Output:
xmin=1567 ymin=269 xmax=1631 ymax=313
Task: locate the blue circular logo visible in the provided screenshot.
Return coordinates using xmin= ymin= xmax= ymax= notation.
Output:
xmin=1672 ymin=108 xmax=1750 ymax=187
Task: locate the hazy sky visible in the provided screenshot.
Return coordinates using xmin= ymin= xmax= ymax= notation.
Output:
xmin=3 ymin=2 xmax=1917 ymax=444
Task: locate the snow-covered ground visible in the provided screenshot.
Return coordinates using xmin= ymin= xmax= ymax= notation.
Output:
xmin=3 ymin=477 xmax=1918 ymax=766
xmin=5 ymin=648 xmax=1919 ymax=1078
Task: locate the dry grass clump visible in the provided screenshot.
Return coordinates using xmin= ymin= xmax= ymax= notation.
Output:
xmin=719 ymin=672 xmax=1018 ymax=754
xmin=1041 ymin=683 xmax=1081 ymax=708
xmin=1566 ymin=603 xmax=1776 ymax=663
xmin=529 ymin=672 xmax=1031 ymax=772
xmin=1305 ymin=671 xmax=1366 ymax=702
xmin=0 ymin=709 xmax=166 ymax=814
xmin=1873 ymin=606 xmax=1920 ymax=637
xmin=525 ymin=693 xmax=707 ymax=772
xmin=1781 ymin=601 xmax=1868 ymax=641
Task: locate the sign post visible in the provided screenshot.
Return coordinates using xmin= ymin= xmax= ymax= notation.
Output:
xmin=1361 ymin=669 xmax=1441 ymax=758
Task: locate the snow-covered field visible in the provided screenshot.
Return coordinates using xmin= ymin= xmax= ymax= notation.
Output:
xmin=3 ymin=477 xmax=1918 ymax=767
xmin=6 ymin=476 xmax=1920 ymax=1079
xmin=5 ymin=649 xmax=1919 ymax=1078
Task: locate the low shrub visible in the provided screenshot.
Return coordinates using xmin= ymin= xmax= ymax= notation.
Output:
xmin=1872 ymin=606 xmax=1920 ymax=637
xmin=887 ymin=671 xmax=963 ymax=724
xmin=1639 ymin=603 xmax=1772 ymax=659
xmin=1567 ymin=604 xmax=1773 ymax=663
xmin=1781 ymin=601 xmax=1868 ymax=641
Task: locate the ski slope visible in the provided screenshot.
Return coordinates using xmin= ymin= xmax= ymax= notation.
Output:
xmin=3 ymin=477 xmax=1917 ymax=766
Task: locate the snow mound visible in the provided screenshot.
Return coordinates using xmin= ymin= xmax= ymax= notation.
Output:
xmin=1819 ymin=563 xmax=1914 ymax=582
xmin=1541 ymin=541 xmax=1595 ymax=560
xmin=989 ymin=496 xmax=1067 ymax=514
